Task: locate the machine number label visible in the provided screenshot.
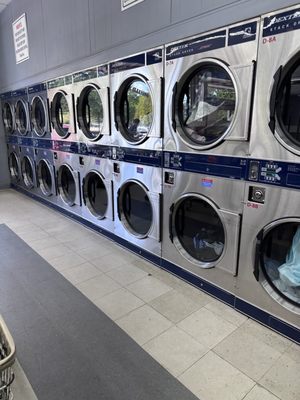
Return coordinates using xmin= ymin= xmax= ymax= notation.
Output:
xmin=166 ymin=60 xmax=174 ymax=66
xmin=246 ymin=202 xmax=260 ymax=209
xmin=263 ymin=36 xmax=277 ymax=44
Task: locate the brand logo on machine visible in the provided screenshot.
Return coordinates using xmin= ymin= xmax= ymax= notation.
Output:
xmin=137 ymin=166 xmax=143 ymax=174
xmin=228 ymin=22 xmax=257 ymax=46
xmin=263 ymin=8 xmax=300 ymax=37
xmin=95 ymin=159 xmax=101 ymax=166
xmin=201 ymin=178 xmax=213 ymax=188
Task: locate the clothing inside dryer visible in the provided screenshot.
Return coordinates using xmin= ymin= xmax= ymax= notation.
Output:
xmin=262 ymin=222 xmax=300 ymax=305
xmin=174 ymin=196 xmax=225 ymax=263
xmin=179 ymin=63 xmax=236 ymax=145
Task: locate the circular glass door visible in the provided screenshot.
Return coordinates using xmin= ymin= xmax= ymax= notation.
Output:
xmin=15 ymin=100 xmax=29 ymax=135
xmin=172 ymin=195 xmax=225 ymax=267
xmin=37 ymin=159 xmax=53 ymax=196
xmin=260 ymin=221 xmax=300 ymax=312
xmin=58 ymin=164 xmax=76 ymax=206
xmin=21 ymin=156 xmax=34 ymax=188
xmin=31 ymin=96 xmax=47 ymax=136
xmin=118 ymin=181 xmax=153 ymax=237
xmin=116 ymin=77 xmax=153 ymax=144
xmin=275 ymin=59 xmax=300 ymax=153
xmin=9 ymin=152 xmax=20 ymax=180
xmin=2 ymin=103 xmax=14 ymax=134
xmin=83 ymin=171 xmax=108 ymax=218
xmin=175 ymin=61 xmax=236 ymax=149
xmin=77 ymin=85 xmax=104 ymax=140
xmin=51 ymin=91 xmax=71 ymax=138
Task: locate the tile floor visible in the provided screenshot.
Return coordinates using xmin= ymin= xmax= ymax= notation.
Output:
xmin=0 ymin=189 xmax=299 ymax=400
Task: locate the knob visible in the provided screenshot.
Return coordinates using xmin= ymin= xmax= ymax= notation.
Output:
xmin=254 ymin=189 xmax=263 ymax=200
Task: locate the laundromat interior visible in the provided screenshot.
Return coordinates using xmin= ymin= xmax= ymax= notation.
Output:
xmin=0 ymin=0 xmax=299 ymax=399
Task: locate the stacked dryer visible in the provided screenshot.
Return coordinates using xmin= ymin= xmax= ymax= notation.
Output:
xmin=72 ymin=65 xmax=114 ymax=233
xmin=162 ymin=19 xmax=259 ymax=295
xmin=110 ymin=48 xmax=164 ymax=259
xmin=237 ymin=5 xmax=300 ymax=332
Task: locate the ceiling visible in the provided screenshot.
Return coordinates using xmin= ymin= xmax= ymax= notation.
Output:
xmin=0 ymin=0 xmax=12 ymax=13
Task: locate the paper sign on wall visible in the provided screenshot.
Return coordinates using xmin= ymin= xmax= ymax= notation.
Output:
xmin=12 ymin=13 xmax=29 ymax=64
xmin=121 ymin=0 xmax=145 ymax=11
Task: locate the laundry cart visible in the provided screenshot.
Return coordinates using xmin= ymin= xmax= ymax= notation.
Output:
xmin=0 ymin=315 xmax=16 ymax=400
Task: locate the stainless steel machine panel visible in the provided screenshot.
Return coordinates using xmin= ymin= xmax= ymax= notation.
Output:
xmin=48 ymin=75 xmax=77 ymax=142
xmin=237 ymin=182 xmax=300 ymax=328
xmin=19 ymin=145 xmax=37 ymax=193
xmin=164 ymin=18 xmax=259 ymax=157
xmin=73 ymin=65 xmax=111 ymax=146
xmin=34 ymin=147 xmax=57 ymax=202
xmin=162 ymin=170 xmax=245 ymax=293
xmin=110 ymin=48 xmax=163 ymax=151
xmin=113 ymin=161 xmax=162 ymax=256
xmin=250 ymin=5 xmax=300 ymax=163
xmin=7 ymin=144 xmax=21 ymax=186
xmin=53 ymin=150 xmax=82 ymax=215
xmin=80 ymin=156 xmax=114 ymax=233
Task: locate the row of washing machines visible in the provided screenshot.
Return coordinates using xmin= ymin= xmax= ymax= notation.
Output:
xmin=1 ymin=5 xmax=300 ymax=342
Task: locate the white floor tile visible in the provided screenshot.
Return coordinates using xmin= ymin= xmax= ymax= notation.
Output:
xmin=76 ymin=274 xmax=121 ymax=301
xmin=243 ymin=385 xmax=281 ymax=400
xmin=94 ymin=288 xmax=144 ymax=320
xmin=90 ymin=252 xmax=130 ymax=273
xmin=37 ymin=243 xmax=73 ymax=261
xmin=60 ymin=262 xmax=102 ymax=285
xmin=260 ymin=352 xmax=300 ymax=400
xmin=205 ymin=299 xmax=248 ymax=327
xmin=127 ymin=275 xmax=172 ymax=302
xmin=116 ymin=305 xmax=173 ymax=345
xmin=179 ymin=351 xmax=255 ymax=400
xmin=106 ymin=263 xmax=149 ymax=286
xmin=149 ymin=289 xmax=202 ymax=323
xmin=178 ymin=307 xmax=237 ymax=349
xmin=144 ymin=326 xmax=208 ymax=377
xmin=50 ymin=252 xmax=87 ymax=272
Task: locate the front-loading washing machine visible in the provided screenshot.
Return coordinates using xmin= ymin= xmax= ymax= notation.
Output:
xmin=7 ymin=142 xmax=21 ymax=187
xmin=53 ymin=150 xmax=81 ymax=215
xmin=34 ymin=147 xmax=57 ymax=204
xmin=113 ymin=161 xmax=162 ymax=258
xmin=162 ymin=168 xmax=245 ymax=296
xmin=73 ymin=64 xmax=111 ymax=147
xmin=164 ymin=18 xmax=259 ymax=157
xmin=48 ymin=74 xmax=77 ymax=143
xmin=250 ymin=5 xmax=300 ymax=163
xmin=80 ymin=155 xmax=114 ymax=234
xmin=19 ymin=143 xmax=37 ymax=194
xmin=110 ymin=47 xmax=163 ymax=151
xmin=1 ymin=91 xmax=15 ymax=136
xmin=237 ymin=179 xmax=300 ymax=341
xmin=11 ymin=88 xmax=31 ymax=137
xmin=28 ymin=83 xmax=51 ymax=140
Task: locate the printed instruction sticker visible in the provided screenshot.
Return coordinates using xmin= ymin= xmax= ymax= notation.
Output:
xmin=121 ymin=0 xmax=144 ymax=11
xmin=12 ymin=14 xmax=29 ymax=64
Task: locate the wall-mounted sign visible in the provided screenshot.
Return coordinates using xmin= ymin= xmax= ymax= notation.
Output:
xmin=121 ymin=0 xmax=145 ymax=11
xmin=12 ymin=13 xmax=29 ymax=64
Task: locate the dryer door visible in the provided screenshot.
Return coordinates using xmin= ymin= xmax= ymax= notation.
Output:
xmin=51 ymin=90 xmax=74 ymax=138
xmin=21 ymin=155 xmax=36 ymax=189
xmin=31 ymin=96 xmax=48 ymax=137
xmin=77 ymin=84 xmax=110 ymax=140
xmin=82 ymin=170 xmax=113 ymax=220
xmin=172 ymin=59 xmax=253 ymax=150
xmin=15 ymin=99 xmax=30 ymax=136
xmin=8 ymin=152 xmax=20 ymax=181
xmin=2 ymin=102 xmax=14 ymax=134
xmin=58 ymin=164 xmax=81 ymax=206
xmin=37 ymin=159 xmax=55 ymax=196
xmin=114 ymin=75 xmax=160 ymax=144
xmin=117 ymin=180 xmax=159 ymax=240
xmin=271 ymin=56 xmax=300 ymax=156
xmin=170 ymin=194 xmax=240 ymax=273
xmin=254 ymin=219 xmax=300 ymax=315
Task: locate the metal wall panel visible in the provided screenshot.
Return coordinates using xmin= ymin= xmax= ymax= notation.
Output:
xmin=89 ymin=0 xmax=112 ymax=55
xmin=41 ymin=0 xmax=90 ymax=70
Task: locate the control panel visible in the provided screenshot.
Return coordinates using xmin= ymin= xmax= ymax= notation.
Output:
xmin=248 ymin=160 xmax=282 ymax=183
